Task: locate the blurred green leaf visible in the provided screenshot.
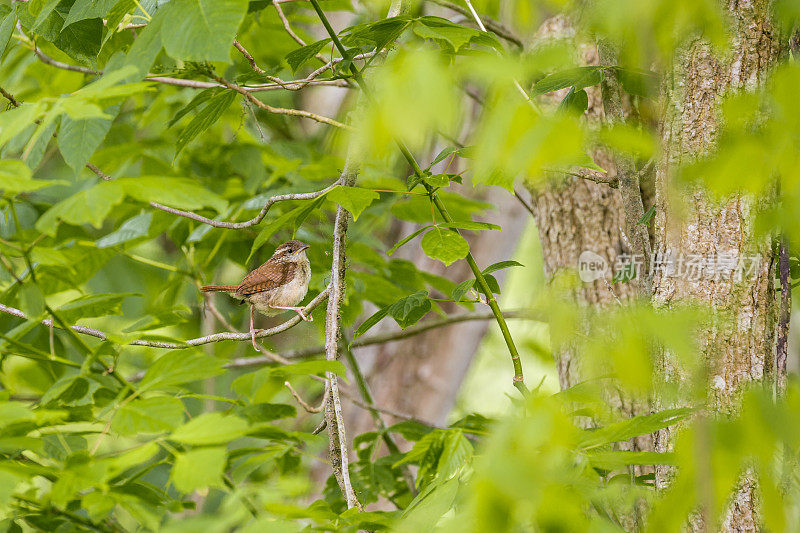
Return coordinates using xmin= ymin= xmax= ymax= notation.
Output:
xmin=352 ymin=306 xmax=389 ymax=340
xmin=159 ymin=0 xmax=248 ymax=62
xmin=388 ymin=290 xmax=430 ymax=328
xmin=175 ymin=90 xmax=236 ymax=157
xmin=285 ymin=38 xmax=331 ymax=72
xmin=326 ymin=186 xmax=379 ymax=221
xmin=532 ymin=67 xmax=602 ymax=96
xmin=170 ymin=412 xmax=249 ymax=445
xmin=139 ymin=353 xmax=225 ymax=391
xmin=56 ymin=292 xmax=138 ymax=322
xmin=171 ymin=447 xmax=226 ymax=493
xmin=112 ymin=397 xmax=185 ymax=436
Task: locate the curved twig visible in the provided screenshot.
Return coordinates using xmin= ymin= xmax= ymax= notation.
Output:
xmin=212 ymin=75 xmax=352 ymax=130
xmin=147 ymin=178 xmax=342 ymax=229
xmin=286 ymin=380 xmax=328 ymax=413
xmin=31 ymin=43 xmax=350 ymax=93
xmin=0 ymin=286 xmax=330 ymax=349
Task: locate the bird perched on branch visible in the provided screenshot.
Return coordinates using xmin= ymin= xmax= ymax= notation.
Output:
xmin=200 ymin=240 xmax=312 ymax=350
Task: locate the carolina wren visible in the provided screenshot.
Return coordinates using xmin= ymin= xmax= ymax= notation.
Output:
xmin=200 ymin=240 xmax=312 ymax=350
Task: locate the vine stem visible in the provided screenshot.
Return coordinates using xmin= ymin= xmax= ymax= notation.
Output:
xmin=308 ymin=0 xmax=528 ymax=395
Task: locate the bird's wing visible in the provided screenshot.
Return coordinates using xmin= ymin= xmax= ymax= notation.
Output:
xmin=236 ymin=261 xmax=295 ymax=296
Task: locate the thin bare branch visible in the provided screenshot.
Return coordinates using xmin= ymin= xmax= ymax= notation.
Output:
xmin=30 ymin=43 xmax=349 ymax=93
xmin=274 ymin=1 xmax=309 ymax=47
xmin=0 ymin=86 xmax=20 ymax=107
xmin=222 ymin=308 xmax=540 ymax=369
xmin=0 ymin=286 xmax=330 ymax=349
xmin=285 ymin=381 xmax=328 ymax=413
xmin=212 ymin=74 xmax=352 ymax=130
xmin=323 ymin=158 xmax=362 ymax=511
xmin=543 ymin=167 xmax=619 ymax=188
xmin=148 ymin=178 xmax=341 ymax=229
xmin=338 ymin=387 xmax=444 ymax=428
xmin=233 ymin=39 xmax=266 ymax=74
xmin=33 ymin=46 xmax=99 ymax=74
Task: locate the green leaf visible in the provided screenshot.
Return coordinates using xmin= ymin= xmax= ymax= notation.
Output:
xmin=436 ymin=430 xmax=472 ymax=479
xmin=55 ymin=17 xmax=103 ymax=63
xmin=112 ymin=397 xmax=185 ymax=436
xmin=285 ymin=38 xmax=331 ymax=72
xmin=170 ymin=412 xmax=249 ymax=445
xmin=35 ymin=181 xmax=125 ymax=235
xmin=578 ymin=408 xmax=694 ymax=450
xmin=57 ymin=112 xmax=115 ymax=170
xmin=171 ymin=447 xmax=226 ymax=493
xmin=160 ymin=0 xmax=248 ymax=63
xmin=429 ymin=146 xmax=458 ymax=168
xmin=249 ymin=199 xmax=323 ymax=261
xmin=95 ymin=211 xmax=153 ymax=248
xmin=0 ymin=5 xmax=17 ymax=59
xmin=248 ymin=0 xmax=273 ymax=13
xmin=139 ymin=352 xmax=225 ymax=391
xmin=437 ymin=221 xmax=501 ymax=231
xmin=122 ymin=11 xmax=164 ymax=78
xmin=451 ymin=279 xmax=474 ymax=302
xmin=56 ymin=293 xmax=138 ymax=322
xmin=326 ymin=185 xmax=379 ymax=221
xmin=616 ymin=67 xmax=658 ymax=98
xmin=387 ymin=226 xmax=432 ymax=256
xmin=558 ymin=87 xmax=589 ymax=115
xmin=414 ymin=16 xmax=494 ymax=52
xmin=116 ymin=176 xmax=228 ymax=213
xmin=482 ymin=260 xmax=524 ymax=275
xmin=39 ymin=374 xmax=88 ymax=406
xmin=341 ymin=16 xmax=411 ymax=51
xmin=108 ymin=442 xmax=159 ymax=477
xmin=352 ymin=306 xmax=389 ymax=340
xmin=167 ymin=87 xmax=221 ymax=128
xmin=237 ymin=403 xmax=296 ymax=423
xmin=0 ymin=102 xmax=47 ymax=148
xmin=0 ymin=160 xmax=66 ymax=196
xmin=422 ymin=173 xmax=450 ymax=188
xmin=420 ymin=227 xmax=469 ymax=266
xmin=175 ymin=90 xmax=236 ymax=157
xmin=532 ymin=67 xmax=603 ymax=96
xmin=399 ymin=476 xmax=459 ymax=529
xmin=637 ymin=205 xmax=656 ymax=226
xmin=388 ymin=290 xmax=431 ymax=328
xmin=29 ymin=0 xmax=60 ymax=30
xmin=63 ymin=0 xmax=117 ymax=26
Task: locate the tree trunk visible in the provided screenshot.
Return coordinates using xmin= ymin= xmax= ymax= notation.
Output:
xmin=652 ymin=1 xmax=784 ymax=530
xmin=527 ymin=17 xmax=649 ymax=457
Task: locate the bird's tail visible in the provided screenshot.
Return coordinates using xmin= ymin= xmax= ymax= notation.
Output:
xmin=200 ymin=285 xmax=238 ymax=293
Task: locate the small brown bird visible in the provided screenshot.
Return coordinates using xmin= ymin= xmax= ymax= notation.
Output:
xmin=200 ymin=240 xmax=312 ymax=350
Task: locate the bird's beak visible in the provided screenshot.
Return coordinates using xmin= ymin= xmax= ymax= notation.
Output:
xmin=297 ymin=243 xmax=310 ymax=253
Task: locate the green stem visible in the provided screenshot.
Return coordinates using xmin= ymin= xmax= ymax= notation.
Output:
xmin=307 ymin=0 xmax=527 ymax=395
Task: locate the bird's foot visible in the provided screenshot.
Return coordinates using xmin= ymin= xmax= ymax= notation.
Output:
xmin=251 ymin=328 xmax=267 ymax=351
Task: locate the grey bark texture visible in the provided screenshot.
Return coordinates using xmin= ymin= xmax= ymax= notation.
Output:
xmin=652 ymin=1 xmax=784 ymax=531
xmin=526 ymin=17 xmax=652 ymax=473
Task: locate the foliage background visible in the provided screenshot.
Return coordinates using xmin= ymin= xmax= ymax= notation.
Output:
xmin=0 ymin=0 xmax=799 ymax=531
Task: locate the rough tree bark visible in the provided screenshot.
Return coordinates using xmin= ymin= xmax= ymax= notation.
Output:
xmin=526 ymin=17 xmax=652 ymax=465
xmin=652 ymin=1 xmax=784 ymax=530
